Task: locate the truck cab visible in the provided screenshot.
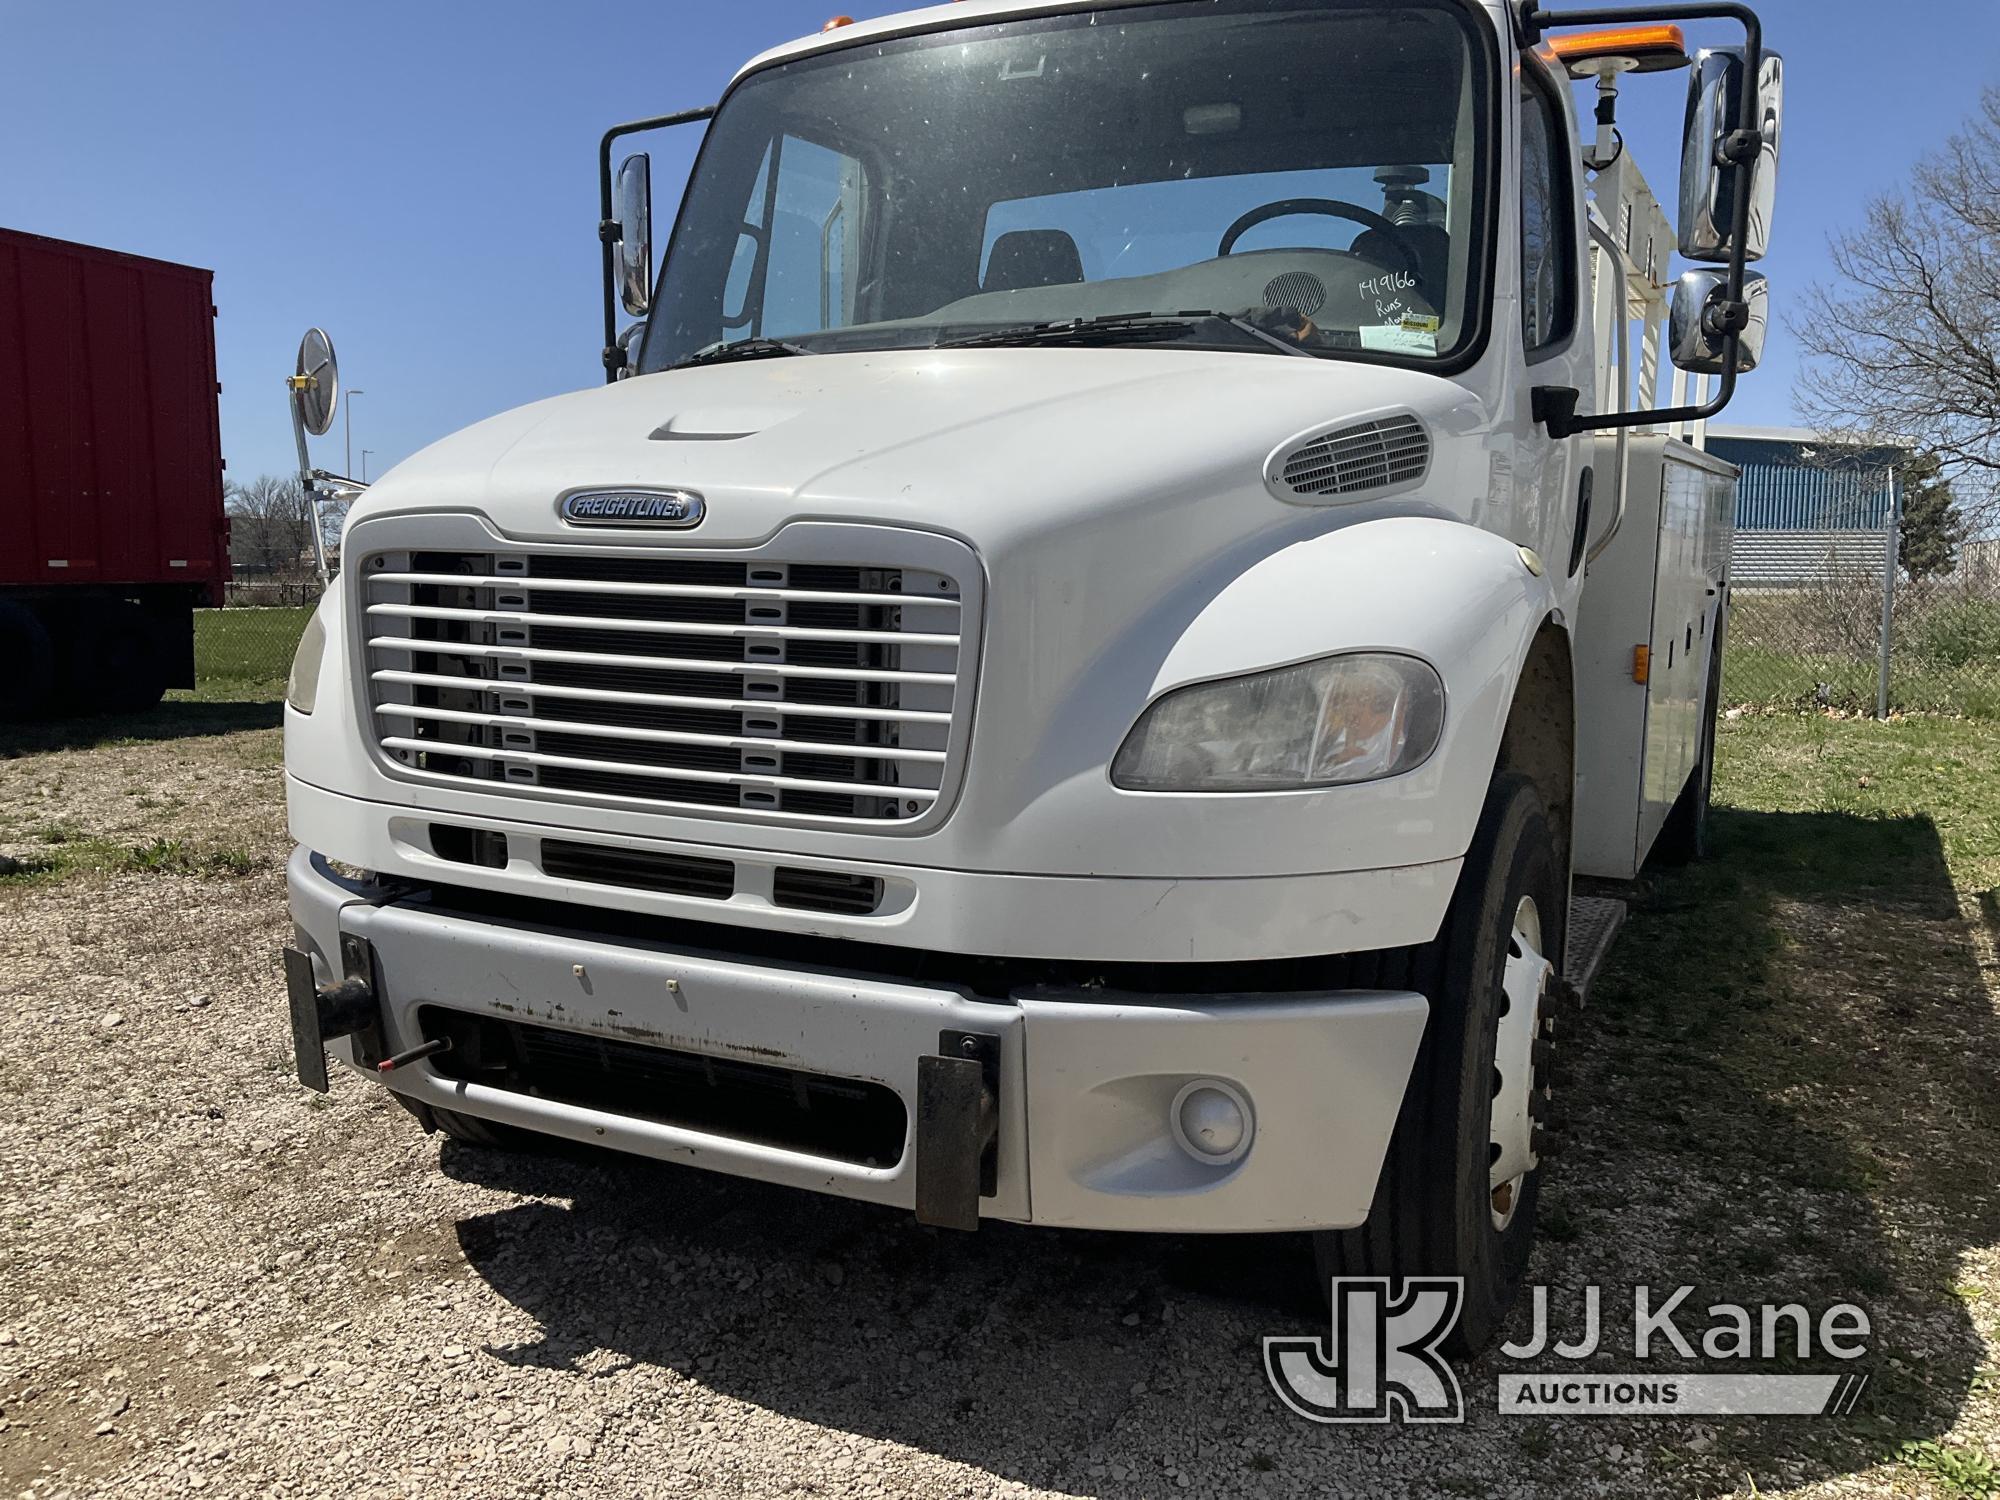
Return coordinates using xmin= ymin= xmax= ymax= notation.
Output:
xmin=282 ymin=0 xmax=1781 ymax=1351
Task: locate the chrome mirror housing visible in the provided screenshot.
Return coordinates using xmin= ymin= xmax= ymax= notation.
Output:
xmin=1669 ymin=268 xmax=1768 ymax=375
xmin=614 ymin=153 xmax=654 ymax=316
xmin=290 ymin=327 xmax=340 ymax=437
xmin=1678 ymin=47 xmax=1783 ymax=263
xmin=613 ymin=321 xmax=647 ymax=380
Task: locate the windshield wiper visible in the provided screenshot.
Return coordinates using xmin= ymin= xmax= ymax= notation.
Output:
xmin=936 ymin=311 xmax=1313 ymax=357
xmin=676 ymin=336 xmax=818 ymax=369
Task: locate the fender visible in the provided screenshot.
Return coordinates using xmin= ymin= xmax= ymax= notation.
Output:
xmin=1120 ymin=513 xmax=1565 ymax=876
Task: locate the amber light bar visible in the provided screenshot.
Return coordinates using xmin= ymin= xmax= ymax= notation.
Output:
xmin=1550 ymin=23 xmax=1691 ymax=73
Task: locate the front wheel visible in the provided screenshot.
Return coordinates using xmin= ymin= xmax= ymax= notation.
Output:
xmin=1314 ymin=771 xmax=1563 ymax=1355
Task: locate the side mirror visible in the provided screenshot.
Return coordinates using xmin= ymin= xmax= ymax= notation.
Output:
xmin=1669 ymin=269 xmax=1768 ymax=375
xmin=1679 ymin=47 xmax=1783 ymax=263
xmin=614 ymin=153 xmax=654 ymax=316
xmin=290 ymin=327 xmax=340 ymax=437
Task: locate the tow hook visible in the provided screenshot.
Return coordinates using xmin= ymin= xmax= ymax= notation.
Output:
xmin=282 ymin=934 xmax=386 ymax=1092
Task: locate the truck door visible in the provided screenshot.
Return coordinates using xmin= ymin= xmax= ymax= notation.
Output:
xmin=1519 ymin=58 xmax=1593 ymax=584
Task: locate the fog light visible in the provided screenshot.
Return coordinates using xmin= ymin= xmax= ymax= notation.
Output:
xmin=1171 ymin=1080 xmax=1253 ymax=1165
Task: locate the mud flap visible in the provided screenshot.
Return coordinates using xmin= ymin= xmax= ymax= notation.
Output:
xmin=913 ymin=1031 xmax=999 ymax=1231
xmin=283 ymin=936 xmax=385 ymax=1092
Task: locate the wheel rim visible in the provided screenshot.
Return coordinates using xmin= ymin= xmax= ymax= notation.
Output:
xmin=1489 ymin=895 xmax=1552 ymax=1232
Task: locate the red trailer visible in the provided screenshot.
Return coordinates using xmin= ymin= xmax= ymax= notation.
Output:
xmin=0 ymin=227 xmax=230 ymax=715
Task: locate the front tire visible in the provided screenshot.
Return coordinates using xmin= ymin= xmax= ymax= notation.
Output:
xmin=1314 ymin=771 xmax=1564 ymax=1355
xmin=430 ymin=1106 xmax=545 ymax=1153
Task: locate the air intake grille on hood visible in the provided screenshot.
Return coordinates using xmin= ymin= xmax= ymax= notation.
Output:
xmin=1276 ymin=415 xmax=1430 ymax=499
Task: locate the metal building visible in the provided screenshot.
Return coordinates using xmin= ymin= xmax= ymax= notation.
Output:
xmin=1704 ymin=426 xmax=1909 ymax=588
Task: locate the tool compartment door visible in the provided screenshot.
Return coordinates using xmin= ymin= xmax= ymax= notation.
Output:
xmin=1574 ymin=436 xmax=1736 ymax=879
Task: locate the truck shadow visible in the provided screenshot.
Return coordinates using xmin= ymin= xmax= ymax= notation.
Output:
xmin=443 ymin=805 xmax=1999 ymax=1497
xmin=0 ymin=699 xmax=281 ymax=756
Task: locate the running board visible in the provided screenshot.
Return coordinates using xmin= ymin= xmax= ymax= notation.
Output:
xmin=1567 ymin=895 xmax=1627 ymax=1004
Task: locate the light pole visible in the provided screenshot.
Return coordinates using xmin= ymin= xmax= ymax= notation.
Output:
xmin=344 ymin=388 xmax=366 ymax=477
xmin=362 ymin=449 xmax=376 ymax=483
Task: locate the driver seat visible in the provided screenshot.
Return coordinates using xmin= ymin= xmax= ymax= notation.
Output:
xmin=982 ymin=230 xmax=1086 ymax=293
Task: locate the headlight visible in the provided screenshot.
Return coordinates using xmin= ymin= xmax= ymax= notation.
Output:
xmin=1112 ymin=653 xmax=1444 ymax=792
xmin=286 ymin=605 xmax=328 ymax=715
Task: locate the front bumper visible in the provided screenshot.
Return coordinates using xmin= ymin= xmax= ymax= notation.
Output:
xmin=289 ymin=846 xmax=1427 ymax=1233
xmin=286 ymin=775 xmax=1461 ymax=964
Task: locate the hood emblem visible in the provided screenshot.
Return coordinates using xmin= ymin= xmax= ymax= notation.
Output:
xmin=558 ymin=488 xmax=706 ymax=529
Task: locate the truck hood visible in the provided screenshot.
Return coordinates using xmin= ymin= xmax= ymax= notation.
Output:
xmin=360 ymin=348 xmax=1484 ymax=554
xmin=341 ymin=348 xmax=1500 ymax=877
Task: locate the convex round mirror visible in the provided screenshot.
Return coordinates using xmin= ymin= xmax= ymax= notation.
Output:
xmin=292 ymin=327 xmax=340 ymax=437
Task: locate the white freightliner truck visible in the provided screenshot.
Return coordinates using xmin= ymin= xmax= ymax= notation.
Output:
xmin=281 ymin=0 xmax=1782 ymax=1350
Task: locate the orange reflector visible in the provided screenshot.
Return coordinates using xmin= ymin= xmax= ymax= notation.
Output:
xmin=1633 ymin=644 xmax=1652 ymax=685
xmin=822 ymin=14 xmax=854 ymax=30
xmin=1550 ymin=24 xmax=1690 ymax=75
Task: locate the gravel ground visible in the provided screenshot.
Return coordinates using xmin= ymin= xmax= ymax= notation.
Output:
xmin=1 ymin=711 xmax=1996 ymax=1499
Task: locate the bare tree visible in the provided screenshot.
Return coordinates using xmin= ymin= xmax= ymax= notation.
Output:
xmin=225 ymin=474 xmax=317 ymax=576
xmin=1794 ymin=87 xmax=2000 ymax=527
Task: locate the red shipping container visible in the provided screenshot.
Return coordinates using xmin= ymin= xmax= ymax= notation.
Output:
xmin=0 ymin=227 xmax=229 ymax=596
xmin=0 ymin=228 xmax=230 ymax=714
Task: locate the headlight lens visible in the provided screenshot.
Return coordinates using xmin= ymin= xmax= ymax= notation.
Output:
xmin=286 ymin=606 xmax=328 ymax=715
xmin=1112 ymin=653 xmax=1444 ymax=791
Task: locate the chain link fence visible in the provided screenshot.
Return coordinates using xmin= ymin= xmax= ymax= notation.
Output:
xmin=1724 ymin=509 xmax=2000 ymax=719
xmin=185 ymin=576 xmax=323 ymax=700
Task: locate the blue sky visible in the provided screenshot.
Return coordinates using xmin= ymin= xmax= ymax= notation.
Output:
xmin=3 ymin=1 xmax=1995 ymax=483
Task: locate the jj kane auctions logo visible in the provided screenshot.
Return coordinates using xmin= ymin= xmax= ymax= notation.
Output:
xmin=1266 ymin=1280 xmax=1872 ymax=1423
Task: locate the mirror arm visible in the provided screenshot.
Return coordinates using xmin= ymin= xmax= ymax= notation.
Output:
xmin=1548 ymin=361 xmax=1739 ymax=438
xmin=290 ymin=398 xmax=331 ymax=587
xmin=1522 ymin=0 xmax=1763 ymax=438
xmin=598 ymin=106 xmax=716 ymax=382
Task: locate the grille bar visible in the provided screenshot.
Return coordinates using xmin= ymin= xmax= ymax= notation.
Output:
xmin=370 ymin=571 xmax=955 ymax=610
xmin=359 ymin=536 xmax=971 ymax=827
xmin=375 ymin=703 xmax=948 ymax=763
xmin=365 ymin=636 xmax=956 ymax=685
xmin=366 ymin=602 xmax=959 ymax=648
xmin=370 ymin=670 xmax=952 ymax=725
xmin=378 ymin=737 xmax=944 ymax=803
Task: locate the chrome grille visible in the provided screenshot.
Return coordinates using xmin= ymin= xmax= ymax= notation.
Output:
xmin=1277 ymin=414 xmax=1430 ymax=498
xmin=357 ymin=537 xmax=971 ymax=829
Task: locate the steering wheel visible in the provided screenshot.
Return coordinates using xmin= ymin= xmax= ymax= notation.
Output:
xmin=1217 ymin=198 xmax=1420 ymax=276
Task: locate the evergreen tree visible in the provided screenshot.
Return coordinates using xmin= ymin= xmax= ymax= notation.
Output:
xmin=1897 ymin=454 xmax=1964 ymax=579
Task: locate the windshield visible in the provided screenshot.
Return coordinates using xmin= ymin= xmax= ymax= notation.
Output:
xmin=640 ymin=0 xmax=1493 ymax=373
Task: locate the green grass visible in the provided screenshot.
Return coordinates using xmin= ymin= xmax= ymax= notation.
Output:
xmin=1563 ymin=710 xmax=2000 ymax=1490
xmin=1900 ymin=1440 xmax=2000 ymax=1499
xmin=172 ymin=605 xmax=313 ymax=703
xmin=0 ymin=833 xmax=262 ymax=887
xmin=1724 ymin=644 xmax=2000 ymax=718
xmin=1715 ymin=712 xmax=2000 ymax=893
xmin=1725 ymin=591 xmax=2000 ymax=718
